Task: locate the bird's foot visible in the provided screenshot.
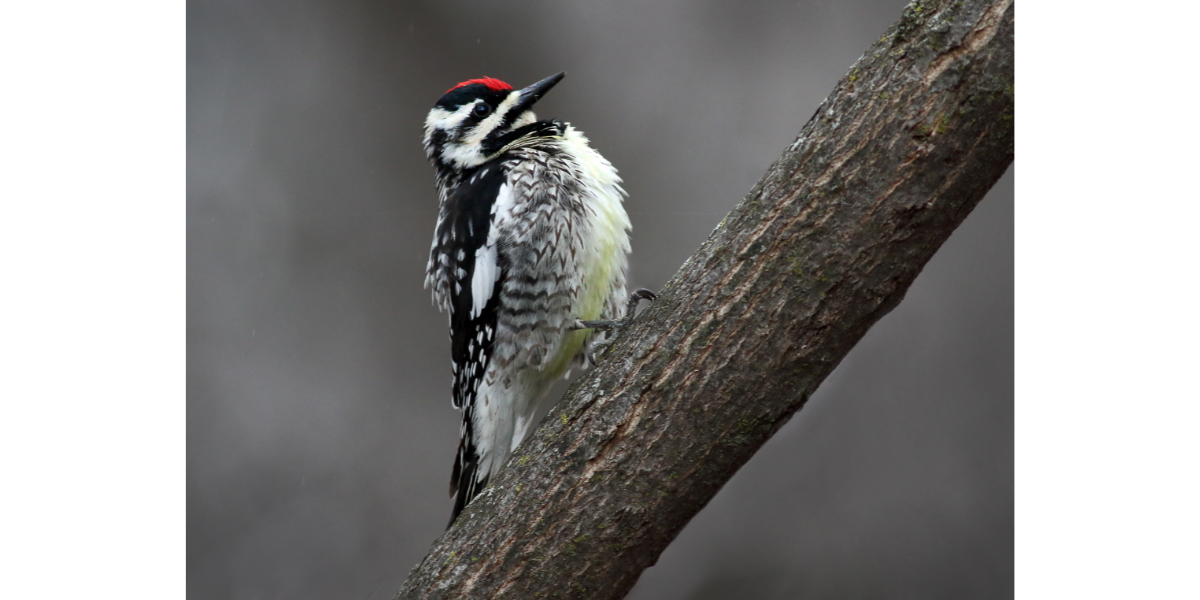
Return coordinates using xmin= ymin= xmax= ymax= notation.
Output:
xmin=572 ymin=288 xmax=657 ymax=365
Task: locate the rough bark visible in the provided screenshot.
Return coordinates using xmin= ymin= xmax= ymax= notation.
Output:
xmin=396 ymin=0 xmax=1014 ymax=598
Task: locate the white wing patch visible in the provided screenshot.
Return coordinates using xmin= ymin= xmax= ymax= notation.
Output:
xmin=470 ymin=182 xmax=515 ymax=319
xmin=471 ymin=244 xmax=497 ymax=319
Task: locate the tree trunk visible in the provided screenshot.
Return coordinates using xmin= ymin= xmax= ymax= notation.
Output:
xmin=396 ymin=0 xmax=1014 ymax=597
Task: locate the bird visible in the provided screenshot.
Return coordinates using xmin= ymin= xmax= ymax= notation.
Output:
xmin=422 ymin=73 xmax=650 ymax=526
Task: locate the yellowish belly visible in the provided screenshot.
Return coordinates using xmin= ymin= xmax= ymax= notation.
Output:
xmin=542 ymin=223 xmax=622 ymax=378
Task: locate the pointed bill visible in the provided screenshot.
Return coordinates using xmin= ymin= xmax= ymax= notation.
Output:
xmin=512 ymin=72 xmax=565 ymax=114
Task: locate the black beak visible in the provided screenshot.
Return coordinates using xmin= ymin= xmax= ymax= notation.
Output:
xmin=513 ymin=72 xmax=565 ymax=114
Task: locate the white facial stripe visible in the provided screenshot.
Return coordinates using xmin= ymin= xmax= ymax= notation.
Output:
xmin=507 ymin=110 xmax=537 ymax=132
xmin=424 ymin=106 xmax=469 ymax=133
xmin=463 ymin=91 xmax=521 ymax=144
xmin=425 ymin=102 xmax=487 ymax=167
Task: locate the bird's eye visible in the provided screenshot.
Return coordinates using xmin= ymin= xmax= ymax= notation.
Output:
xmin=471 ymin=103 xmax=491 ymax=118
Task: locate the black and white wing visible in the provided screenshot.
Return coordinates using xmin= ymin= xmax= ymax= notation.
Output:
xmin=425 ymin=165 xmax=514 ymax=522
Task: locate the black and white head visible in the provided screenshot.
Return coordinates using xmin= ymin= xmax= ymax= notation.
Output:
xmin=423 ymin=73 xmax=565 ymax=173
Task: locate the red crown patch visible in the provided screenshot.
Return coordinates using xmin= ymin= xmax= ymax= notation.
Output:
xmin=447 ymin=77 xmax=513 ymax=93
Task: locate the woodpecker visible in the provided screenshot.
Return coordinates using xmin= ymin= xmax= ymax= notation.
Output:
xmin=423 ymin=73 xmax=648 ymax=526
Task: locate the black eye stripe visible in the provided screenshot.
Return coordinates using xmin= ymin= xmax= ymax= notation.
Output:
xmin=471 ymin=103 xmax=492 ymax=118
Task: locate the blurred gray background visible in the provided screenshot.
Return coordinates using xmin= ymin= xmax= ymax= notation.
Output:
xmin=187 ymin=0 xmax=1013 ymax=598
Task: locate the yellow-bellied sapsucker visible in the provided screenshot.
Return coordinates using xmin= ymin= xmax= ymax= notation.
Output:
xmin=423 ymin=73 xmax=649 ymax=525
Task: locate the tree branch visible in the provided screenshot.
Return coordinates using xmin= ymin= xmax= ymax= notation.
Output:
xmin=397 ymin=0 xmax=1014 ymax=597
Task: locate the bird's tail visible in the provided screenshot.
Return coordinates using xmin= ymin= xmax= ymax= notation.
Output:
xmin=448 ymin=409 xmax=488 ymax=528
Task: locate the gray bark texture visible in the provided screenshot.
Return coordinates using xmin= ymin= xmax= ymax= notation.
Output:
xmin=396 ymin=0 xmax=1014 ymax=597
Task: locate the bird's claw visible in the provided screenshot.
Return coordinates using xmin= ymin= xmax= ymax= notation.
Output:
xmin=572 ymin=288 xmax=657 ymax=365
